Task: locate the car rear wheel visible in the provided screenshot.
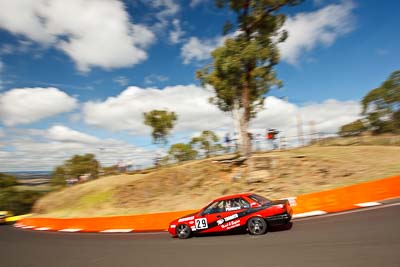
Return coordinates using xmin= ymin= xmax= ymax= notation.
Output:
xmin=247 ymin=217 xmax=267 ymax=235
xmin=176 ymin=224 xmax=192 ymax=239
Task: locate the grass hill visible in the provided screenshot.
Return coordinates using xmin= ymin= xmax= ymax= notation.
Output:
xmin=33 ymin=141 xmax=400 ymax=218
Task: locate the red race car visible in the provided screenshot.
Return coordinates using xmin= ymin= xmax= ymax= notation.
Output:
xmin=168 ymin=193 xmax=293 ymax=239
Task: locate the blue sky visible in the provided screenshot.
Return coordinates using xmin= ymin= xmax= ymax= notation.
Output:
xmin=0 ymin=0 xmax=399 ymax=171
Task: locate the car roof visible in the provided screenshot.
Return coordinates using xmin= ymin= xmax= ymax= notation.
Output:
xmin=212 ymin=193 xmax=253 ymax=202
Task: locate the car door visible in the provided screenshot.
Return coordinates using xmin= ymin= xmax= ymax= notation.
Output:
xmin=197 ymin=198 xmax=249 ymax=233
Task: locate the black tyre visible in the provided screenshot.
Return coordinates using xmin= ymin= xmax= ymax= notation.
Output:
xmin=176 ymin=224 xmax=192 ymax=239
xmin=247 ymin=217 xmax=267 ymax=235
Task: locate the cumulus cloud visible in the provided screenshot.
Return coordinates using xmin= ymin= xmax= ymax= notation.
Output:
xmin=181 ymin=36 xmax=225 ymax=64
xmin=146 ymin=0 xmax=180 ymax=31
xmin=46 ymin=125 xmax=100 ymax=144
xmin=251 ymin=97 xmax=361 ymax=138
xmin=82 ymin=84 xmax=361 ymax=139
xmin=144 ymin=74 xmax=169 ymax=85
xmin=0 ymin=87 xmax=77 ymax=126
xmin=0 ymin=0 xmax=155 ymax=72
xmin=169 ymin=19 xmax=185 ymax=44
xmin=0 ymin=126 xmax=154 ymax=171
xmin=190 ymin=0 xmax=207 ymax=8
xmin=83 ymin=84 xmax=230 ymax=134
xmin=181 ymin=1 xmax=355 ymax=66
xmin=279 ymin=1 xmax=356 ymax=65
xmin=114 ymin=76 xmax=130 ymax=87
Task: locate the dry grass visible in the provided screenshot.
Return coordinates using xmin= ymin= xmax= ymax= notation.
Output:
xmin=33 ymin=145 xmax=400 ymax=218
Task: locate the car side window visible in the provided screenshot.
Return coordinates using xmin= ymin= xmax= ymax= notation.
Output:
xmin=203 ymin=201 xmax=224 ymax=215
xmin=239 ymin=198 xmax=250 ymax=209
xmin=225 ymin=198 xmax=250 ymax=211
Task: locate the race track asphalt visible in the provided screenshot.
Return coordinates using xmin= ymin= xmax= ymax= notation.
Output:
xmin=1 ymin=204 xmax=399 ymax=267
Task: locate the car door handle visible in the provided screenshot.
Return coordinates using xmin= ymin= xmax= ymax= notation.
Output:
xmin=216 ymin=215 xmax=221 ymax=218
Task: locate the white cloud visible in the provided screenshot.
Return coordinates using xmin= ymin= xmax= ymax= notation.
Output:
xmin=190 ymin=0 xmax=207 ymax=8
xmin=0 ymin=59 xmax=3 ymax=90
xmin=83 ymin=84 xmax=230 ymax=134
xmin=0 ymin=126 xmax=155 ymax=171
xmin=279 ymin=1 xmax=356 ymax=65
xmin=169 ymin=19 xmax=185 ymax=44
xmin=82 ymin=84 xmax=361 ymax=139
xmin=146 ymin=0 xmax=180 ymax=31
xmin=251 ymin=98 xmax=361 ymax=138
xmin=114 ymin=76 xmax=130 ymax=87
xmin=181 ymin=36 xmax=225 ymax=64
xmin=0 ymin=87 xmax=77 ymax=126
xmin=144 ymin=74 xmax=169 ymax=85
xmin=46 ymin=125 xmax=100 ymax=144
xmin=0 ymin=0 xmax=155 ymax=72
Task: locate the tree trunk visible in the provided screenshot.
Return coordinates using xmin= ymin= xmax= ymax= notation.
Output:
xmin=232 ymin=100 xmax=251 ymax=157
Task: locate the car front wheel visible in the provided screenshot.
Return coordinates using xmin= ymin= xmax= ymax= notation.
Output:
xmin=247 ymin=217 xmax=267 ymax=235
xmin=176 ymin=224 xmax=192 ymax=239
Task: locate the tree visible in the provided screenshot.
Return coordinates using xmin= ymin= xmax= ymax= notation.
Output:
xmin=361 ymin=70 xmax=400 ymax=134
xmin=50 ymin=166 xmax=67 ymax=187
xmin=338 ymin=119 xmax=367 ymax=137
xmin=0 ymin=173 xmax=43 ymax=215
xmin=197 ymin=0 xmax=302 ymax=156
xmin=168 ymin=143 xmax=198 ymax=162
xmin=143 ymin=110 xmax=178 ymax=144
xmin=190 ymin=130 xmax=222 ymax=157
xmin=51 ymin=153 xmax=100 ymax=187
xmin=0 ymin=173 xmax=18 ymax=188
xmin=64 ymin=154 xmax=100 ymax=179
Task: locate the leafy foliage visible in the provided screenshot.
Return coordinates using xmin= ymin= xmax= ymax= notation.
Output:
xmin=0 ymin=173 xmax=19 ymax=188
xmin=338 ymin=119 xmax=367 ymax=137
xmin=143 ymin=110 xmax=178 ymax=144
xmin=0 ymin=173 xmax=43 ymax=215
xmin=362 ymin=70 xmax=400 ymax=134
xmin=168 ymin=143 xmax=198 ymax=162
xmin=339 ymin=70 xmax=400 ymax=135
xmin=197 ymin=0 xmax=302 ymax=156
xmin=50 ymin=166 xmax=67 ymax=187
xmin=51 ymin=154 xmax=100 ymax=187
xmin=0 ymin=187 xmax=44 ymax=215
xmin=190 ymin=130 xmax=222 ymax=157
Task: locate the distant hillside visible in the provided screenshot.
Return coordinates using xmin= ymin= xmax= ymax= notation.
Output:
xmin=33 ymin=145 xmax=400 ymax=218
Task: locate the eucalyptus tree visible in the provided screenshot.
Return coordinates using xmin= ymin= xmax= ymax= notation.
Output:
xmin=143 ymin=110 xmax=178 ymax=145
xmin=197 ymin=0 xmax=302 ymax=156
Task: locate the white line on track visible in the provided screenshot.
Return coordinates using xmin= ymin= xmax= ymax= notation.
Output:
xmin=35 ymin=227 xmax=51 ymax=231
xmin=58 ymin=229 xmax=82 ymax=232
xmin=100 ymin=229 xmax=134 ymax=233
xmin=292 ymin=210 xmax=327 ymax=219
xmin=355 ymin=202 xmax=382 ymax=207
xmin=294 ymin=202 xmax=400 ymax=222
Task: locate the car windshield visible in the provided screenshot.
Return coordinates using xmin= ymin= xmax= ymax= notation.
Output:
xmin=248 ymin=194 xmax=272 ymax=206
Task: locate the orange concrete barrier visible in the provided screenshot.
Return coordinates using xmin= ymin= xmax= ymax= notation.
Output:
xmin=292 ymin=175 xmax=400 ymax=214
xmin=20 ymin=210 xmax=197 ymax=232
xmin=18 ymin=175 xmax=400 ymax=232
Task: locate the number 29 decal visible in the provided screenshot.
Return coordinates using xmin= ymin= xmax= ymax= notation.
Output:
xmin=195 ymin=218 xmax=208 ymax=229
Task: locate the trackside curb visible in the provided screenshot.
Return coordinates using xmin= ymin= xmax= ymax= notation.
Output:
xmin=16 ymin=175 xmax=400 ymax=233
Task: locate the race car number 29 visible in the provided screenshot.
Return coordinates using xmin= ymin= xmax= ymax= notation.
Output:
xmin=195 ymin=218 xmax=208 ymax=229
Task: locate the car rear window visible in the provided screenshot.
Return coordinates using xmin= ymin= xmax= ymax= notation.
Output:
xmin=248 ymin=194 xmax=272 ymax=206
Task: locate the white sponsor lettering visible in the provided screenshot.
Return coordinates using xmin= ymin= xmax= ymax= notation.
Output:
xmin=170 ymin=224 xmax=176 ymax=228
xmin=224 ymin=213 xmax=239 ymax=222
xmin=217 ymin=219 xmax=225 ymax=225
xmin=226 ymin=207 xmax=241 ymax=211
xmin=178 ymin=216 xmax=194 ymax=222
xmin=221 ymin=219 xmax=240 ymax=230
